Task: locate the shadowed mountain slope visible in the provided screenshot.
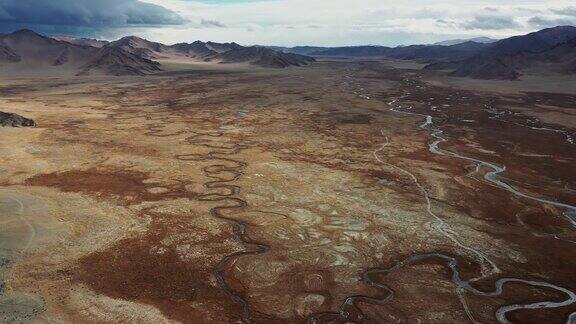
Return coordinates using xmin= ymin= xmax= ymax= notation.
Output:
xmin=211 ymin=46 xmax=315 ymax=67
xmin=486 ymin=26 xmax=576 ymax=55
xmin=77 ymin=46 xmax=161 ymax=76
xmin=105 ymin=36 xmax=314 ymax=68
xmin=426 ymin=27 xmax=576 ymax=80
xmin=302 ymin=26 xmax=576 ymax=77
xmin=0 ymin=30 xmax=162 ymax=76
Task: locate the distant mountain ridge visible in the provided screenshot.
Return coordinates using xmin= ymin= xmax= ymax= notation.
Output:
xmin=55 ymin=36 xmax=109 ymax=48
xmin=268 ymin=37 xmax=497 ymax=61
xmin=268 ymin=46 xmax=330 ymax=55
xmin=0 ymin=29 xmax=316 ymax=76
xmin=433 ymin=37 xmax=498 ymax=46
xmin=426 ymin=26 xmax=576 ymax=80
xmin=215 ymin=46 xmax=315 ymax=67
xmin=1 ymin=26 xmax=574 ymax=79
xmin=103 ymin=35 xmax=314 ymax=68
xmin=271 ymin=26 xmax=576 ymax=80
xmin=305 ymin=41 xmax=491 ymax=63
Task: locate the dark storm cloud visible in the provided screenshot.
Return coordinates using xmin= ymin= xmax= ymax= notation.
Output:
xmin=0 ymin=0 xmax=185 ymax=27
xmin=461 ymin=15 xmax=519 ymax=30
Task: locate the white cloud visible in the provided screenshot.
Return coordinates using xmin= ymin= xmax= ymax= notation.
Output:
xmin=104 ymin=0 xmax=576 ymax=45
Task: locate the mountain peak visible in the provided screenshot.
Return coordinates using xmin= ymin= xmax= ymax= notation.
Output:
xmin=119 ymin=35 xmax=146 ymax=41
xmin=11 ymin=29 xmax=44 ymax=37
xmin=114 ymin=36 xmax=147 ymax=45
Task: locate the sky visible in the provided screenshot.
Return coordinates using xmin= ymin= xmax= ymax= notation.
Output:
xmin=0 ymin=0 xmax=575 ymax=46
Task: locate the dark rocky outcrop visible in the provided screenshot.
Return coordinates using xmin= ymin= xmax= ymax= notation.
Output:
xmin=0 ymin=111 xmax=36 ymax=127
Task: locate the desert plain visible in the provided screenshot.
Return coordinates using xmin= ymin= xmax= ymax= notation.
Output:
xmin=0 ymin=59 xmax=575 ymax=324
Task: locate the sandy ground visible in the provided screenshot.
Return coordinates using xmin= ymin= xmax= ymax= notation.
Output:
xmin=0 ymin=60 xmax=574 ymax=323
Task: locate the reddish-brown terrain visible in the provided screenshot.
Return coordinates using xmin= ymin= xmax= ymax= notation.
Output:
xmin=0 ymin=58 xmax=574 ymax=323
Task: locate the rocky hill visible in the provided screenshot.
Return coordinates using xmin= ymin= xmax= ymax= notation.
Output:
xmin=77 ymin=46 xmax=161 ymax=76
xmin=0 ymin=30 xmax=163 ymax=76
xmin=210 ymin=46 xmax=315 ymax=67
xmin=107 ymin=36 xmax=173 ymax=59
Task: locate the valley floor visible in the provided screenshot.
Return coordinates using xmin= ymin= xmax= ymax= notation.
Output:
xmin=0 ymin=60 xmax=575 ymax=323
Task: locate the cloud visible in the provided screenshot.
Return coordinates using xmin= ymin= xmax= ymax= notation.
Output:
xmin=136 ymin=0 xmax=576 ymax=46
xmin=410 ymin=8 xmax=447 ymax=19
xmin=436 ymin=19 xmax=457 ymax=27
xmin=528 ymin=16 xmax=575 ymax=28
xmin=551 ymin=7 xmax=576 ymax=17
xmin=200 ymin=18 xmax=226 ymax=28
xmin=0 ymin=0 xmax=185 ymax=27
xmin=0 ymin=0 xmax=572 ymax=46
xmin=461 ymin=15 xmax=520 ymax=30
xmin=514 ymin=7 xmax=543 ymax=14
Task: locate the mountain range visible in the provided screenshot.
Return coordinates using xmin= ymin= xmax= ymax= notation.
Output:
xmin=0 ymin=30 xmax=315 ymax=76
xmin=104 ymin=36 xmax=315 ymax=69
xmin=279 ymin=26 xmax=576 ymax=80
xmin=426 ymin=26 xmax=576 ymax=80
xmin=1 ymin=26 xmax=575 ymax=80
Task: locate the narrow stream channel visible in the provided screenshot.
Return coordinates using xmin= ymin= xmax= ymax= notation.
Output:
xmin=386 ymin=91 xmax=576 ymax=323
xmin=323 ymin=68 xmax=576 ymax=323
xmin=388 ymin=98 xmax=576 ymax=228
